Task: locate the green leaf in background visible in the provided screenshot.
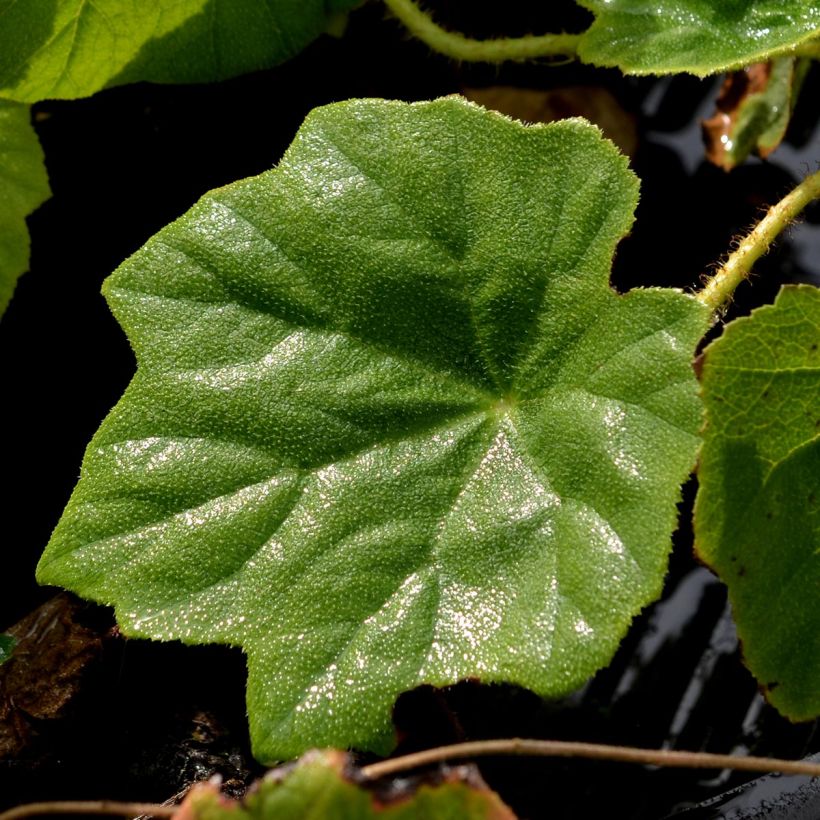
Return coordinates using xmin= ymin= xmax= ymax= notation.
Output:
xmin=181 ymin=750 xmax=516 ymax=819
xmin=0 ymin=0 xmax=360 ymax=103
xmin=695 ymin=285 xmax=820 ymax=721
xmin=0 ymin=100 xmax=50 ymax=317
xmin=37 ymin=97 xmax=709 ymax=761
xmin=703 ymin=58 xmax=811 ymax=171
xmin=0 ymin=634 xmax=17 ymax=665
xmin=577 ymin=1 xmax=820 ymax=77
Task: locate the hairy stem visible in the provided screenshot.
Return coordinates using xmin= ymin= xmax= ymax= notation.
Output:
xmin=697 ymin=168 xmax=820 ymax=311
xmin=0 ymin=802 xmax=175 ymax=820
xmin=360 ymin=738 xmax=820 ymax=779
xmin=382 ymin=0 xmax=582 ymax=63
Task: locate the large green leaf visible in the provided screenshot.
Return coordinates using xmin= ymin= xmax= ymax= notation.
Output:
xmin=0 ymin=100 xmax=50 ymax=317
xmin=0 ymin=0 xmax=359 ymax=103
xmin=577 ymin=1 xmax=820 ymax=77
xmin=37 ymin=97 xmax=709 ymax=761
xmin=181 ymin=750 xmax=516 ymax=819
xmin=695 ymin=285 xmax=820 ymax=721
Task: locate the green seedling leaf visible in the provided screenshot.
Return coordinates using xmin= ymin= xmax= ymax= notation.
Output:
xmin=0 ymin=635 xmax=17 ymax=665
xmin=703 ymin=58 xmax=810 ymax=171
xmin=178 ymin=749 xmax=516 ymax=819
xmin=577 ymin=1 xmax=820 ymax=77
xmin=38 ymin=97 xmax=709 ymax=761
xmin=695 ymin=285 xmax=820 ymax=720
xmin=0 ymin=0 xmax=360 ymax=103
xmin=0 ymin=100 xmax=50 ymax=317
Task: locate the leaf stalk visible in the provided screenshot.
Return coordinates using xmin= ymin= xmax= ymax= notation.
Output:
xmin=697 ymin=167 xmax=820 ymax=312
xmin=382 ymin=0 xmax=582 ymax=63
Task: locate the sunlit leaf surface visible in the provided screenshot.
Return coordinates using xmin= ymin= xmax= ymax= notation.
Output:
xmin=0 ymin=0 xmax=359 ymax=102
xmin=38 ymin=97 xmax=708 ymax=760
xmin=578 ymin=1 xmax=820 ymax=76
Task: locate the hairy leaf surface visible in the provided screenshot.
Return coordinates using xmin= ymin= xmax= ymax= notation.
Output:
xmin=695 ymin=285 xmax=820 ymax=721
xmin=577 ymin=1 xmax=820 ymax=77
xmin=0 ymin=0 xmax=359 ymax=103
xmin=38 ymin=98 xmax=709 ymax=760
xmin=0 ymin=100 xmax=50 ymax=317
xmin=180 ymin=750 xmax=516 ymax=819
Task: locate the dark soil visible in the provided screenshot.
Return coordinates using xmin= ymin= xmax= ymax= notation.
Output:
xmin=1 ymin=2 xmax=818 ymax=817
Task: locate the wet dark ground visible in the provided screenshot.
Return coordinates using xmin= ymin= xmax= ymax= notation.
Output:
xmin=1 ymin=1 xmax=818 ymax=817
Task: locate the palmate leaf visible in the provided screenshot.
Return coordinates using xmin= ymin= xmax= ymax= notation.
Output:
xmin=695 ymin=285 xmax=820 ymax=720
xmin=577 ymin=1 xmax=820 ymax=77
xmin=0 ymin=100 xmax=50 ymax=317
xmin=179 ymin=750 xmax=516 ymax=819
xmin=37 ymin=97 xmax=709 ymax=761
xmin=0 ymin=0 xmax=360 ymax=103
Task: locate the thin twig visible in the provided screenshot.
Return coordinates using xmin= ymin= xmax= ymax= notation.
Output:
xmin=0 ymin=802 xmax=176 ymax=820
xmin=8 ymin=741 xmax=818 ymax=817
xmin=382 ymin=0 xmax=582 ymax=63
xmin=697 ymin=168 xmax=820 ymax=312
xmin=360 ymin=738 xmax=820 ymax=780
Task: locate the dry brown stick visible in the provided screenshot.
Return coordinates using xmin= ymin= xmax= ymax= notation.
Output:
xmin=360 ymin=738 xmax=820 ymax=780
xmin=5 ymin=740 xmax=818 ymax=818
xmin=0 ymin=801 xmax=176 ymax=820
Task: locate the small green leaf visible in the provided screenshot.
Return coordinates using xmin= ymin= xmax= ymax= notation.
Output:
xmin=0 ymin=100 xmax=50 ymax=317
xmin=182 ymin=749 xmax=516 ymax=819
xmin=0 ymin=634 xmax=17 ymax=665
xmin=695 ymin=285 xmax=820 ymax=721
xmin=0 ymin=0 xmax=361 ymax=103
xmin=577 ymin=1 xmax=820 ymax=77
xmin=743 ymin=59 xmax=810 ymax=159
xmin=704 ymin=58 xmax=810 ymax=170
xmin=38 ymin=97 xmax=709 ymax=761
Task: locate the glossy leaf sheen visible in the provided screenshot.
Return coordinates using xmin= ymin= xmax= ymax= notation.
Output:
xmin=0 ymin=0 xmax=359 ymax=103
xmin=38 ymin=98 xmax=709 ymax=760
xmin=695 ymin=285 xmax=820 ymax=721
xmin=577 ymin=1 xmax=820 ymax=77
xmin=181 ymin=750 xmax=516 ymax=819
xmin=0 ymin=100 xmax=50 ymax=317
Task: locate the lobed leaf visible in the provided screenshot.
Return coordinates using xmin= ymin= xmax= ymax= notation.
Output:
xmin=37 ymin=97 xmax=709 ymax=761
xmin=0 ymin=0 xmax=360 ymax=103
xmin=0 ymin=100 xmax=50 ymax=317
xmin=577 ymin=1 xmax=820 ymax=77
xmin=179 ymin=750 xmax=516 ymax=819
xmin=695 ymin=285 xmax=820 ymax=721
